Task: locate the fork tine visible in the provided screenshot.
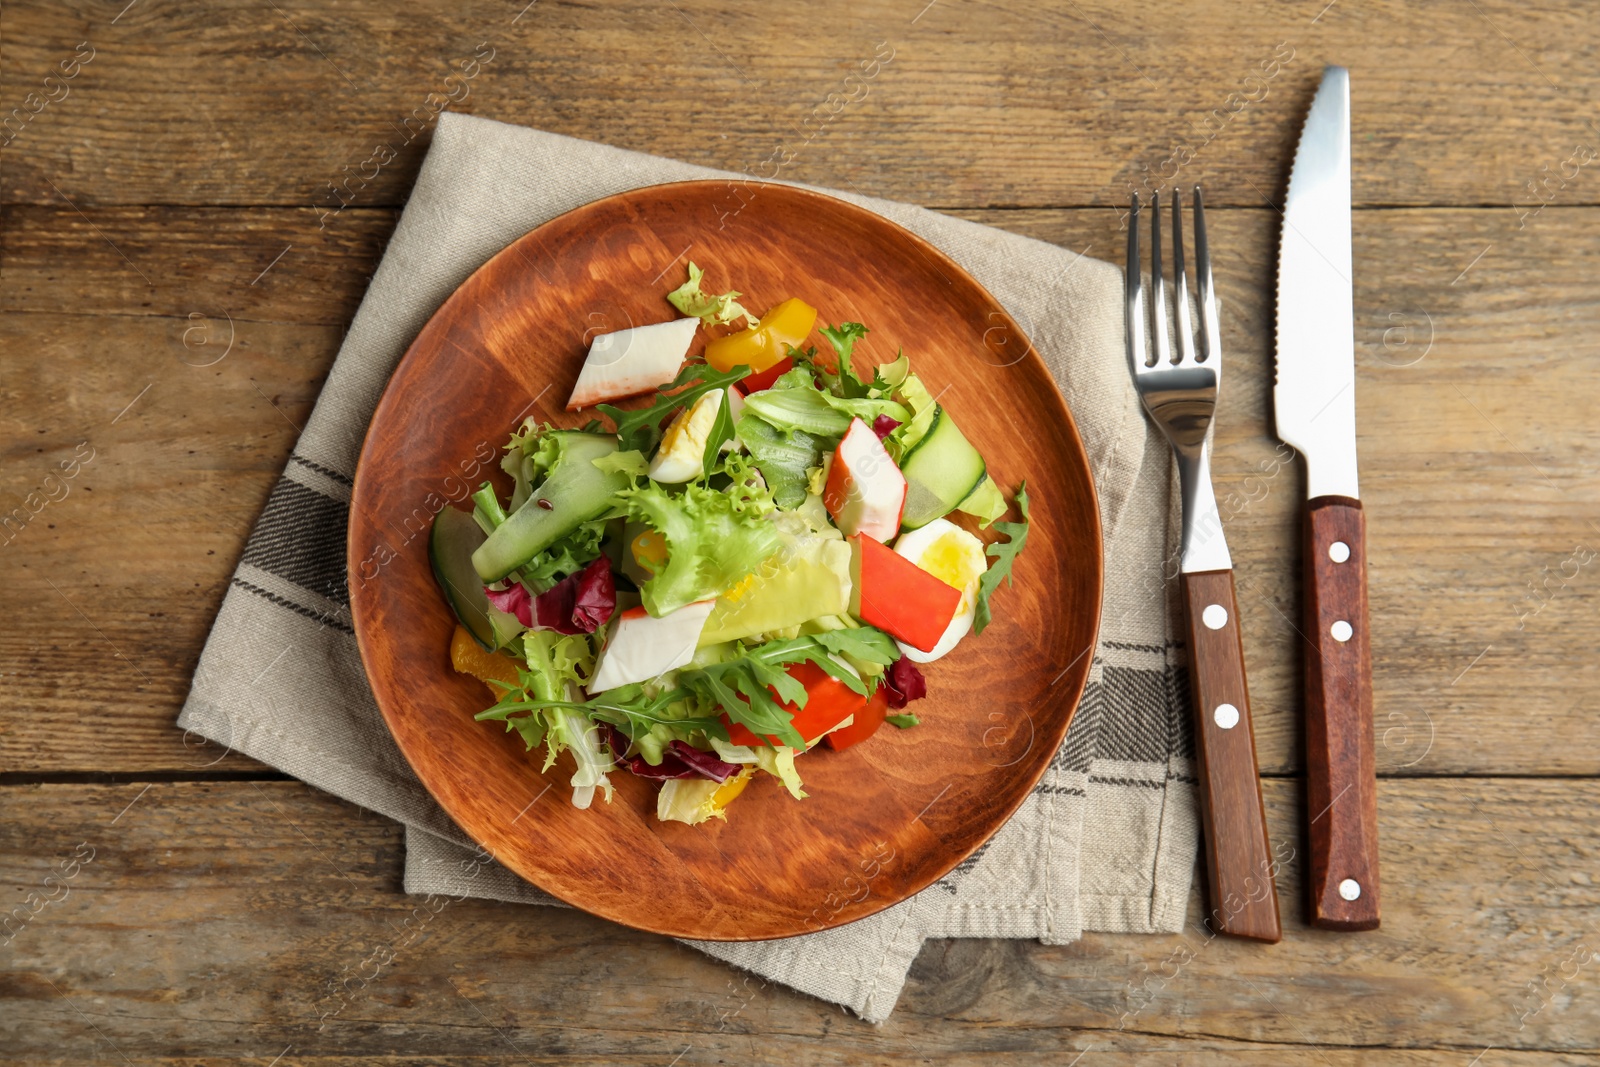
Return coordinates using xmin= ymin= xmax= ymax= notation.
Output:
xmin=1172 ymin=191 xmax=1196 ymax=365
xmin=1193 ymin=186 xmax=1220 ymax=364
xmin=1151 ymin=191 xmax=1170 ymax=367
xmin=1126 ymin=194 xmax=1147 ymax=370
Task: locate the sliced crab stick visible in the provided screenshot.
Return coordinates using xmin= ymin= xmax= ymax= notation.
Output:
xmin=847 ymin=534 xmax=961 ymax=653
xmin=824 ymin=417 xmax=907 ymax=542
xmin=588 ymin=600 xmax=715 ymax=693
xmin=567 ymin=318 xmax=698 ymax=410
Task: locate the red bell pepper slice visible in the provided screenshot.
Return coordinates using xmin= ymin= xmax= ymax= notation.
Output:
xmin=822 ymin=686 xmax=889 ymax=751
xmin=736 ymin=355 xmax=795 ymax=395
xmin=847 ymin=534 xmax=962 ymax=653
xmin=723 ymin=660 xmax=868 ymax=747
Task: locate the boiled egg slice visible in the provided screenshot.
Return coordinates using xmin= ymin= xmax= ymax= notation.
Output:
xmin=648 ymin=388 xmax=723 ymax=483
xmin=891 ymin=518 xmax=988 ymax=662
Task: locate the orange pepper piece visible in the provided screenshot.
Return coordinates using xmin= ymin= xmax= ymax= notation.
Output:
xmin=449 ymin=624 xmax=522 ymax=694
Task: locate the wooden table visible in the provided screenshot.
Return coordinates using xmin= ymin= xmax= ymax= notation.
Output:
xmin=4 ymin=1 xmax=1596 ymax=1062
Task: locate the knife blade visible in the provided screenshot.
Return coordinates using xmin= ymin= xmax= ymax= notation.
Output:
xmin=1275 ymin=65 xmax=1381 ymax=931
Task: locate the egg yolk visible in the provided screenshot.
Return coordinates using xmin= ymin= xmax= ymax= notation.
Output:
xmin=659 ymin=410 xmax=693 ymax=454
xmin=918 ymin=532 xmax=985 ymax=605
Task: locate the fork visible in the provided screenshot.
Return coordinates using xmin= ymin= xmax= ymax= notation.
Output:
xmin=1126 ymin=189 xmax=1282 ymax=943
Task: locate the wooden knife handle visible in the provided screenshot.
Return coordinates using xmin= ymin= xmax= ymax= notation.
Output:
xmin=1181 ymin=569 xmax=1282 ymax=943
xmin=1303 ymin=496 xmax=1381 ymax=930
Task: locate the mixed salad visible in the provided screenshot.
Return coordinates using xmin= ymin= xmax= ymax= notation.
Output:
xmin=430 ymin=264 xmax=1030 ymax=825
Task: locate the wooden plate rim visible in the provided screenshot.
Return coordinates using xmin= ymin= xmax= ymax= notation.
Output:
xmin=346 ymin=179 xmax=1104 ymax=940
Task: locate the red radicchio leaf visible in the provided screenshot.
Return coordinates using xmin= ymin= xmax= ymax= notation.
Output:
xmin=665 ymin=741 xmax=740 ymax=782
xmin=484 ymin=557 xmax=616 ymax=635
xmin=603 ymin=726 xmax=739 ymax=782
xmin=871 ymin=414 xmax=901 ymax=440
xmin=483 ymin=581 xmax=533 ymax=624
xmin=565 ymin=556 xmax=616 ymax=633
xmin=884 ymin=656 xmax=927 ymax=709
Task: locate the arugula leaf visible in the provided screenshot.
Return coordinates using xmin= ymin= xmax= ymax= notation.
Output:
xmin=666 ymin=261 xmax=758 ymax=328
xmin=699 ymin=386 xmax=736 ymax=479
xmin=885 ymin=713 xmax=921 ymax=729
xmin=811 ymin=626 xmax=898 ymax=671
xmin=818 ymin=322 xmax=872 ymax=399
xmin=597 ymin=361 xmax=748 ymax=453
xmin=972 ymin=483 xmax=1031 ymax=635
xmin=684 ymin=632 xmax=888 ymax=747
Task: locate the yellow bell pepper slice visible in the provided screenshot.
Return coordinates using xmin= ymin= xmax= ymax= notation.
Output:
xmin=704 ymin=297 xmax=818 ymax=373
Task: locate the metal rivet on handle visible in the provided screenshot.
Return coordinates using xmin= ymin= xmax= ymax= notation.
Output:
xmin=1338 ymin=878 xmax=1361 ymax=901
xmin=1331 ymin=620 xmax=1354 ymax=642
xmin=1329 ymin=540 xmax=1350 ymax=563
xmin=1202 ymin=604 xmax=1228 ymax=630
xmin=1213 ymin=703 xmax=1240 ymax=729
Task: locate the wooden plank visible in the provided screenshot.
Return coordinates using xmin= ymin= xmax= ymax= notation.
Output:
xmin=0 ymin=310 xmax=337 ymax=775
xmin=2 ymin=204 xmax=1598 ymax=775
xmin=2 ymin=778 xmax=1596 ymax=1060
xmin=1 ymin=0 xmax=1596 ymax=210
xmin=0 ymin=205 xmax=395 ymax=326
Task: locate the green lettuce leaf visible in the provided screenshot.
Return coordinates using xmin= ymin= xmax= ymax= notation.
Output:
xmin=972 ymin=483 xmax=1031 ymax=635
xmin=885 ymin=371 xmax=938 ymax=459
xmin=515 ymin=518 xmax=608 ymax=592
xmin=818 ymin=321 xmax=872 ymax=399
xmin=657 ymin=777 xmax=733 ymax=824
xmin=666 ymin=261 xmax=758 ymax=328
xmin=614 ymin=478 xmax=780 ymax=616
xmin=741 ymin=370 xmax=854 ymax=437
xmin=591 ymin=449 xmax=649 ymax=479
xmin=752 ymin=745 xmax=806 ymax=799
xmin=871 ymin=352 xmax=910 ymax=392
xmin=955 ymin=473 xmax=1008 ymax=528
xmin=736 ymin=412 xmax=823 ymax=509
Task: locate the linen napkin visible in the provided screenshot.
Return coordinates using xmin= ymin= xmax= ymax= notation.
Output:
xmin=178 ymin=112 xmax=1196 ymax=1023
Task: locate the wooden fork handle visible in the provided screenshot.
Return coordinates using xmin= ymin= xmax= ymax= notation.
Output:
xmin=1182 ymin=569 xmax=1283 ymax=943
xmin=1303 ymin=496 xmax=1381 ymax=930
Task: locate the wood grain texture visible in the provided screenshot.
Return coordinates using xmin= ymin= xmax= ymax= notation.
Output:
xmin=3 ymin=0 xmax=1600 ymax=1043
xmin=347 ymin=181 xmax=1101 ymax=940
xmin=5 ymin=205 xmax=1600 ymax=779
xmin=1303 ymin=496 xmax=1381 ymax=931
xmin=3 ymin=1 xmax=1598 ymax=211
xmin=4 ymin=778 xmax=1599 ymax=1061
xmin=1182 ymin=569 xmax=1281 ymax=943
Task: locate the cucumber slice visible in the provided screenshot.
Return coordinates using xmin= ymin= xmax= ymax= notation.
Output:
xmin=472 ymin=432 xmax=626 ymax=582
xmin=430 ymin=506 xmax=522 ymax=650
xmin=898 ymin=407 xmax=987 ymax=530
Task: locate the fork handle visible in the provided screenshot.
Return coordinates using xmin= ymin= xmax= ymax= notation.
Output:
xmin=1303 ymin=496 xmax=1381 ymax=931
xmin=1182 ymin=569 xmax=1282 ymax=943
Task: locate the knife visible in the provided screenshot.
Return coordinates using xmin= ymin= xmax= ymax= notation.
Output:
xmin=1275 ymin=65 xmax=1381 ymax=931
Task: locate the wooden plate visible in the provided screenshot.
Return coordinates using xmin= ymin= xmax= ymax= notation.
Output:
xmin=348 ymin=181 xmax=1102 ymax=941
